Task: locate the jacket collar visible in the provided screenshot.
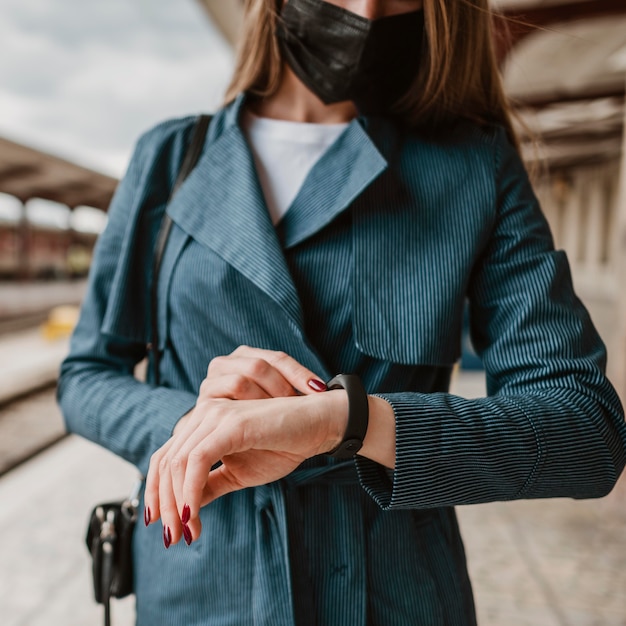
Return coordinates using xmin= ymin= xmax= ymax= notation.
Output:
xmin=166 ymin=93 xmax=389 ymax=329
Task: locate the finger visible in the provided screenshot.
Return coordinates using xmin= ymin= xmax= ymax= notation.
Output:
xmin=197 ymin=463 xmax=244 ymax=507
xmin=146 ymin=408 xmax=204 ymax=521
xmin=170 ymin=436 xmax=214 ymax=546
xmin=199 ymin=373 xmax=272 ymax=400
xmin=169 ymin=448 xmax=189 ymax=531
xmin=207 ymin=355 xmax=297 ymax=398
xmin=144 ymin=437 xmax=177 ymax=525
xmin=183 ymin=514 xmax=202 ymax=546
xmin=157 ymin=453 xmax=183 ymax=547
xmin=234 ymin=346 xmax=328 ymax=395
xmin=177 ymin=473 xmax=221 ymax=544
xmin=165 ymin=408 xmax=222 ymax=522
xmin=177 ymin=465 xmax=251 ymax=543
xmin=182 ymin=425 xmax=240 ymax=523
xmin=145 ymin=405 xmax=213 ymax=533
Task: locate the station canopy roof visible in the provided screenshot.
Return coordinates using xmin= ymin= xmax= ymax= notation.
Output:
xmin=0 ymin=136 xmax=117 ymax=211
xmin=493 ymin=0 xmax=626 ymax=168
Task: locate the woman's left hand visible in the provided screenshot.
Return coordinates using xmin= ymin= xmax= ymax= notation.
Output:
xmin=144 ymin=386 xmax=348 ymax=548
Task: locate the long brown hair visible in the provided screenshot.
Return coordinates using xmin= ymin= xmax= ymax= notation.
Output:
xmin=224 ymin=0 xmax=518 ymax=147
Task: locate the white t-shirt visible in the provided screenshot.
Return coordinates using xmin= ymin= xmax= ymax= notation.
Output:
xmin=241 ymin=110 xmax=349 ymax=225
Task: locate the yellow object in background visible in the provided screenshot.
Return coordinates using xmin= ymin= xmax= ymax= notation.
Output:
xmin=41 ymin=305 xmax=79 ymax=341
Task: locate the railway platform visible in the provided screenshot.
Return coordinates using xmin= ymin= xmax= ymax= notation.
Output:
xmin=0 ymin=325 xmax=70 ymax=474
xmin=0 ymin=328 xmax=69 ymax=405
xmin=0 ymin=279 xmax=86 ymax=469
xmin=0 ymin=280 xmax=86 ymax=328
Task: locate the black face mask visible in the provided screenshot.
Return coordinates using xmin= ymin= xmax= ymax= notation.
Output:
xmin=277 ymin=0 xmax=424 ymax=115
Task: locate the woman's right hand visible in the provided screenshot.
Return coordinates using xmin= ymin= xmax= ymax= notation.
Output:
xmin=147 ymin=346 xmax=330 ymax=544
xmin=173 ymin=345 xmax=327 ymax=432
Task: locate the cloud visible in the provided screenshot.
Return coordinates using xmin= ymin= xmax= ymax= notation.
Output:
xmin=0 ymin=0 xmax=234 ymax=177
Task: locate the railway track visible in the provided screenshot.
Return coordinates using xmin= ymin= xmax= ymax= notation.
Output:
xmin=0 ymin=311 xmax=50 ymax=337
xmin=0 ymin=385 xmax=67 ymax=477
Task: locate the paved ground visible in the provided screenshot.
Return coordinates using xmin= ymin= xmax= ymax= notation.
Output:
xmin=461 ymin=493 xmax=626 ymax=626
xmin=0 ymin=436 xmax=137 ymax=626
xmin=0 ymin=370 xmax=624 ymax=625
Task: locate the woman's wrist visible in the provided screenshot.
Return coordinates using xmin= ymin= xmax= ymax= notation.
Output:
xmin=306 ymin=388 xmax=349 ymax=454
xmin=360 ymin=395 xmax=396 ymax=469
xmin=308 ymin=389 xmax=396 ymax=468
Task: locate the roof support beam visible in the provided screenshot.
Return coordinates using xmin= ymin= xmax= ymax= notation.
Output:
xmin=514 ymin=89 xmax=625 ymax=111
xmin=196 ymin=0 xmax=244 ymax=47
xmin=0 ymin=138 xmax=118 ymax=210
xmin=495 ymin=0 xmax=626 ymax=62
xmin=615 ymin=73 xmax=626 ymax=403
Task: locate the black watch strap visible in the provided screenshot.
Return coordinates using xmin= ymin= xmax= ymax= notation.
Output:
xmin=326 ymin=374 xmax=369 ymax=459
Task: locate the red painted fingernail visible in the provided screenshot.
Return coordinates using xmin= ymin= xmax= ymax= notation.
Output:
xmin=144 ymin=506 xmax=151 ymax=527
xmin=182 ymin=524 xmax=192 ymax=546
xmin=181 ymin=504 xmax=190 ymax=525
xmin=307 ymin=379 xmax=327 ymax=392
xmin=163 ymin=526 xmax=172 ymax=549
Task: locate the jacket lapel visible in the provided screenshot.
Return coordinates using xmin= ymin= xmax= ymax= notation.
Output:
xmin=99 ymin=97 xmax=394 ymax=354
xmin=166 ymin=100 xmax=305 ymax=328
xmin=166 ymin=96 xmax=391 ymax=330
xmin=278 ymin=119 xmax=388 ymax=249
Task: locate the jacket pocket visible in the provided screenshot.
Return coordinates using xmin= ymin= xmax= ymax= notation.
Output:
xmin=351 ymin=281 xmax=463 ymax=366
xmin=350 ymin=194 xmax=478 ymax=367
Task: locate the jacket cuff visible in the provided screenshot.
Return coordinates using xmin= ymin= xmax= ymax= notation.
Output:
xmin=354 ymin=390 xmax=542 ymax=511
xmin=356 ymin=391 xmax=451 ymax=510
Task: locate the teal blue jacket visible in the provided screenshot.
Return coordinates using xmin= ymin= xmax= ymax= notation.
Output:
xmin=59 ymin=94 xmax=626 ymax=625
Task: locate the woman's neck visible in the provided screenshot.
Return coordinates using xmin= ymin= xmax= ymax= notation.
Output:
xmin=249 ymin=65 xmax=357 ymax=124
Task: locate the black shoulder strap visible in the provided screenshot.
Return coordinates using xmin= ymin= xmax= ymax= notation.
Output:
xmin=150 ymin=114 xmax=212 ymax=385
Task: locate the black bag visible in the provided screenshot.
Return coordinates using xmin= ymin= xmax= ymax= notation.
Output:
xmin=84 ymin=113 xmax=211 ymax=626
xmin=86 ymin=500 xmax=136 ymax=601
xmin=85 ymin=482 xmax=141 ymax=626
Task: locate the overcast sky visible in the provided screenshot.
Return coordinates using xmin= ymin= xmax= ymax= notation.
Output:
xmin=0 ymin=0 xmax=234 ymax=178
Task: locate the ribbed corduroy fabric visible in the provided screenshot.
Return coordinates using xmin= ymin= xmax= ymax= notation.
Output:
xmin=58 ymin=93 xmax=626 ymax=626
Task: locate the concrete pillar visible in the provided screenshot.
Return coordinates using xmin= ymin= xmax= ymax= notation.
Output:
xmin=536 ymin=179 xmax=559 ymax=244
xmin=615 ymin=78 xmax=626 ymax=402
xmin=17 ymin=201 xmax=30 ymax=281
xmin=200 ymin=0 xmax=243 ymax=46
xmin=562 ymin=173 xmax=585 ymax=273
xmin=584 ymin=168 xmax=605 ymax=271
xmin=548 ymin=175 xmax=570 ymax=251
xmin=608 ymin=163 xmax=621 ymax=270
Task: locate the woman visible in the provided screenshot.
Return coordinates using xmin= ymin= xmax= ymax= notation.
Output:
xmin=59 ymin=0 xmax=626 ymax=624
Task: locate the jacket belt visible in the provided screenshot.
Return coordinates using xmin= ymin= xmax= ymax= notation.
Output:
xmin=252 ymin=462 xmax=365 ymax=626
